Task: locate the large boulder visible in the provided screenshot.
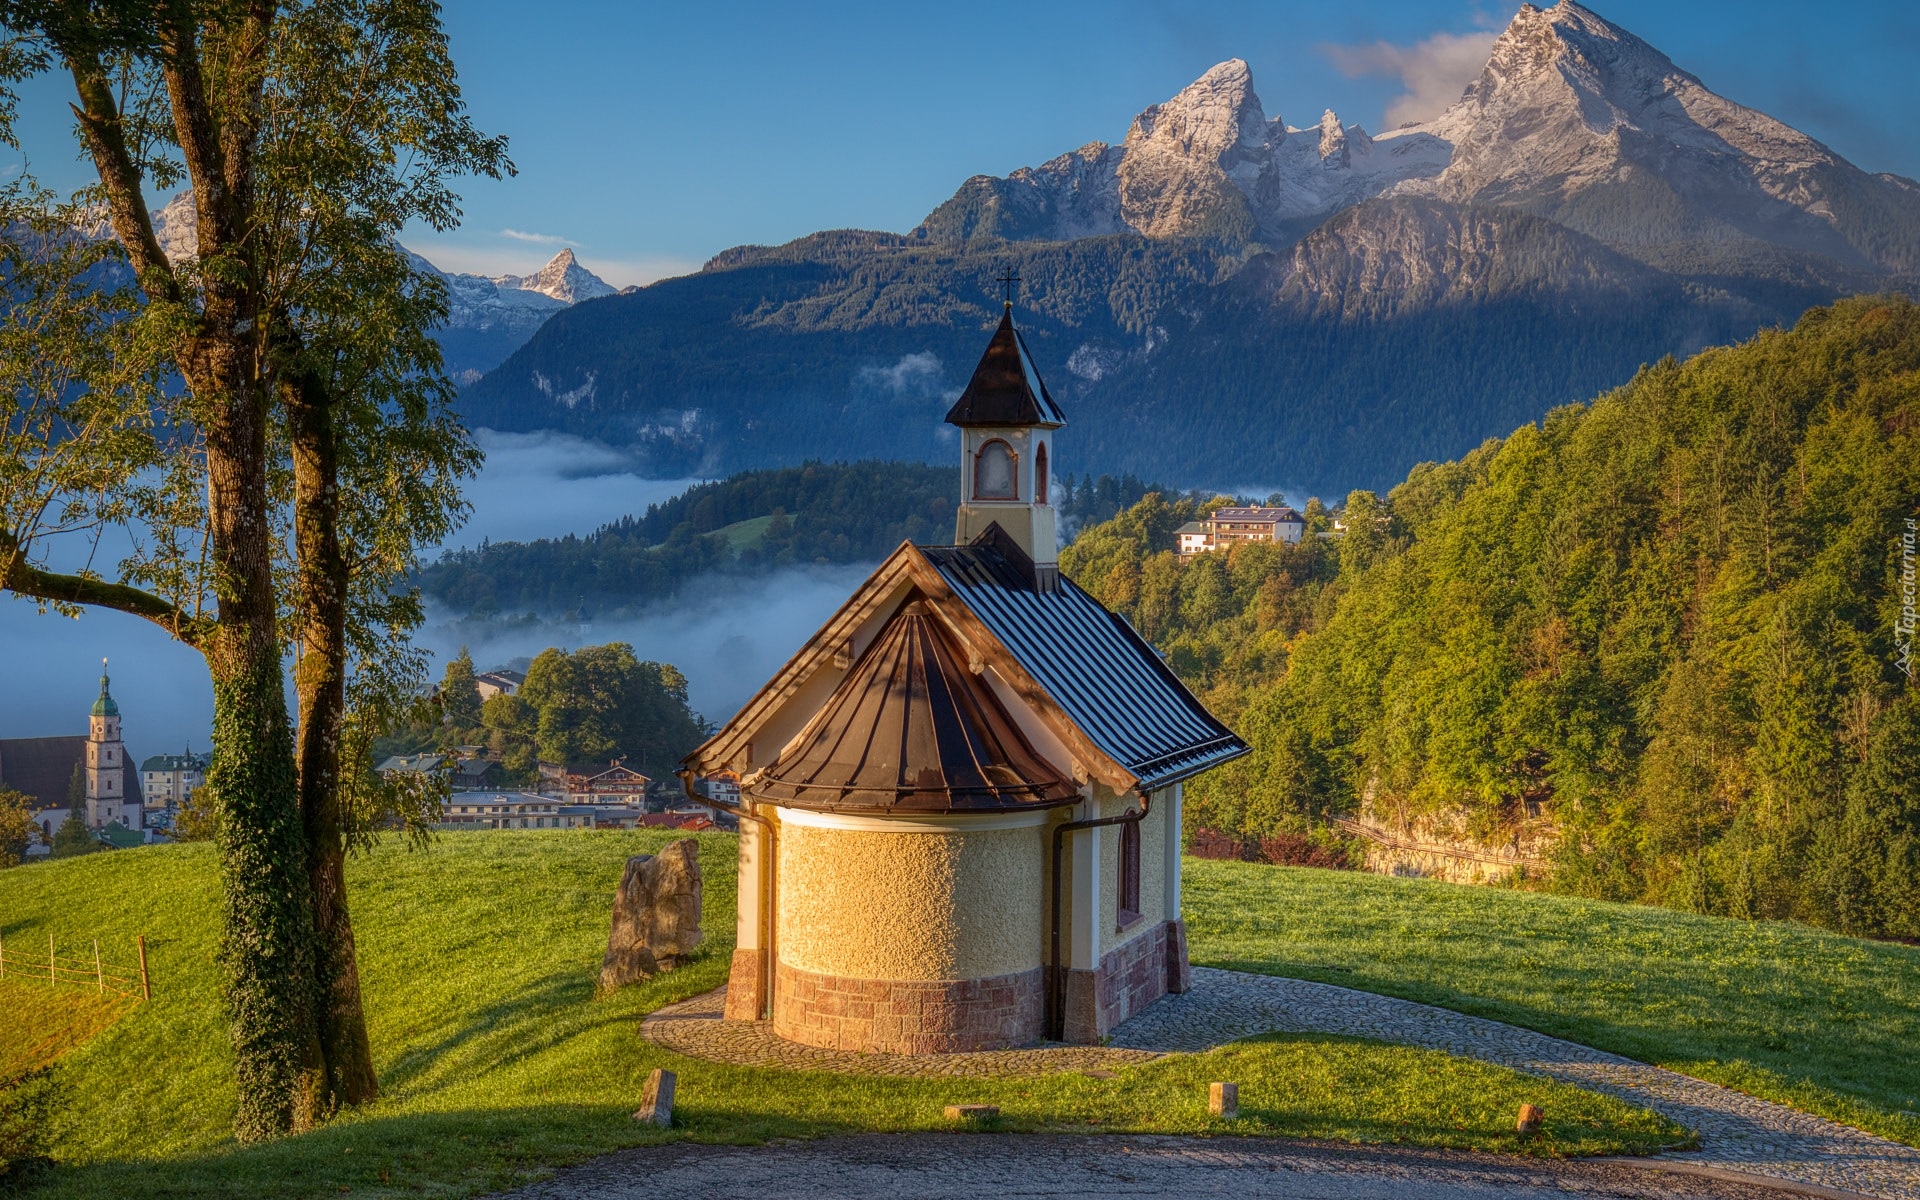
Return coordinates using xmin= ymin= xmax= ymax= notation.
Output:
xmin=599 ymin=839 xmax=703 ymax=991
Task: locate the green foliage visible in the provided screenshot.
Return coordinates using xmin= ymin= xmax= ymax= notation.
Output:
xmin=0 ymin=789 xmax=32 ymax=867
xmin=1070 ymin=297 xmax=1920 ymax=937
xmin=458 ymin=644 xmax=706 ymax=780
xmin=48 ymin=814 xmax=97 ymax=861
xmin=0 ymin=840 xmax=1694 ymax=1197
xmin=0 ymin=1066 xmax=68 ymax=1180
xmin=438 ymin=648 xmax=481 ymax=729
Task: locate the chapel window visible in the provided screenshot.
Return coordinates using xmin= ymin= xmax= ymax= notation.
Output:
xmin=1119 ymin=820 xmax=1142 ymax=926
xmin=974 ymin=439 xmax=1017 ymax=500
xmin=1035 ymin=443 xmax=1049 ymax=505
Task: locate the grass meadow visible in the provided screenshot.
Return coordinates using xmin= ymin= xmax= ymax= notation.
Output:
xmin=3 ymin=831 xmax=1912 ymax=1196
xmin=1184 ymin=859 xmax=1920 ymax=1146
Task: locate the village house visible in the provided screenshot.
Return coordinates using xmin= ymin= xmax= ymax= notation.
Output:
xmin=141 ymin=748 xmax=209 ymax=828
xmin=679 ymin=301 xmax=1247 ymax=1054
xmin=536 ymin=759 xmax=650 ymax=804
xmin=434 ymin=790 xmax=639 ymax=830
xmin=1176 ymin=505 xmax=1306 ymax=559
xmin=376 ymin=752 xmax=447 ymax=778
xmin=474 ymin=669 xmax=525 ymax=701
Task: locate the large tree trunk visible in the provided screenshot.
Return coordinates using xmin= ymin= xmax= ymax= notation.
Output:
xmin=286 ymin=358 xmax=380 ymax=1110
xmin=196 ymin=344 xmax=325 ymax=1138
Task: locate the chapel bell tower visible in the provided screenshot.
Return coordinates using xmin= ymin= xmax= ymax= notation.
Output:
xmin=946 ymin=297 xmax=1067 ymax=587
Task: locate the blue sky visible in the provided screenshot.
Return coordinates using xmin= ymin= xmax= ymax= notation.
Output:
xmin=9 ymin=1 xmax=1919 ymax=285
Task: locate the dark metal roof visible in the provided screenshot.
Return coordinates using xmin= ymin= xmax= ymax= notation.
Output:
xmin=752 ymin=600 xmax=1080 ymax=813
xmin=922 ymin=542 xmax=1249 ymax=792
xmin=944 ymin=306 xmax=1067 ymax=429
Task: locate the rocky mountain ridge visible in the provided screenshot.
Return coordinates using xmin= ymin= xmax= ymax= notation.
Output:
xmin=461 ymin=0 xmax=1919 ymax=492
xmin=918 ymin=0 xmax=1917 ymax=282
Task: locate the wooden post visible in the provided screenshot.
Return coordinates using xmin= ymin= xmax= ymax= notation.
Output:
xmin=49 ymin=933 xmax=55 ymax=984
xmin=632 ymin=1068 xmax=676 ymax=1127
xmin=137 ymin=935 xmax=150 ymax=1000
xmin=1209 ymin=1081 xmax=1239 ymax=1119
xmin=94 ymin=939 xmax=103 ymax=993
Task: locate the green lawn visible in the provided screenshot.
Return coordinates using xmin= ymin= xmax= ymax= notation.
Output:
xmin=0 ymin=834 xmax=1681 ymax=1198
xmin=1184 ymin=859 xmax=1920 ymax=1147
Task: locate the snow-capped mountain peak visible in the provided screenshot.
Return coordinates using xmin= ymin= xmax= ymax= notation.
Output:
xmin=493 ymin=248 xmax=617 ymax=304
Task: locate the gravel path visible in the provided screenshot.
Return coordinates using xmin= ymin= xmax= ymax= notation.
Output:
xmin=1106 ymin=968 xmax=1920 ymax=1200
xmin=493 ymin=1133 xmax=1815 ymax=1199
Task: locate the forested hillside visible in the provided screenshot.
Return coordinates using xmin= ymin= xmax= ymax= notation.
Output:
xmin=1062 ymin=297 xmax=1920 ymax=938
xmin=419 ymin=461 xmax=1162 ymax=617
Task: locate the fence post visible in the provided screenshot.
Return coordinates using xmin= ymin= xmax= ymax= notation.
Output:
xmin=49 ymin=933 xmax=55 ymax=984
xmin=137 ymin=934 xmax=150 ymax=1001
xmin=94 ymin=939 xmax=103 ymax=994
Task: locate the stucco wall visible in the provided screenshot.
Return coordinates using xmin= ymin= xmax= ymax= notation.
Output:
xmin=775 ymin=821 xmax=1044 ymax=981
xmin=1097 ymin=787 xmax=1168 ymax=951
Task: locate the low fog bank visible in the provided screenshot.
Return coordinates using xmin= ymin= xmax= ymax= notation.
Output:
xmin=418 ymin=562 xmax=876 ymax=725
xmin=443 ymin=429 xmax=701 ymax=549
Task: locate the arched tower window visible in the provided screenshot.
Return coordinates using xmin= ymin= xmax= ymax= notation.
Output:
xmin=974 ymin=439 xmax=1017 ymax=500
xmin=1034 ymin=443 xmax=1049 ymax=505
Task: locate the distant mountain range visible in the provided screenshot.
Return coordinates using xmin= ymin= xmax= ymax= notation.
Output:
xmin=148 ymin=191 xmax=619 ymax=383
xmin=464 ymin=0 xmax=1920 ymax=492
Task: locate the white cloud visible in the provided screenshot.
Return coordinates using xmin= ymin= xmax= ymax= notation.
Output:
xmin=1323 ymin=29 xmax=1498 ymax=127
xmin=500 ymin=227 xmax=570 ymax=245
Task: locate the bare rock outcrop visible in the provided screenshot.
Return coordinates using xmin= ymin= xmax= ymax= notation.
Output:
xmin=600 ymin=839 xmax=702 ymax=991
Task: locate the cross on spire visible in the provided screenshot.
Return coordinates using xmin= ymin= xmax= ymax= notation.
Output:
xmin=995 ymin=268 xmax=1020 ymax=308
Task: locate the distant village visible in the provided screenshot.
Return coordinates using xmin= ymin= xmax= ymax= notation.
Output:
xmin=0 ymin=662 xmax=733 ymax=858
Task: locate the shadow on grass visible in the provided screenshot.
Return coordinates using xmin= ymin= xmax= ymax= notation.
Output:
xmin=377 ymin=970 xmax=617 ymax=1094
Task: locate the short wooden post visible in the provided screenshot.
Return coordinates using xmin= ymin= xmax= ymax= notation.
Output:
xmin=49 ymin=933 xmax=55 ymax=984
xmin=137 ymin=935 xmax=150 ymax=1000
xmin=1516 ymin=1103 xmax=1544 ymax=1135
xmin=633 ymin=1068 xmax=676 ymax=1127
xmin=1209 ymin=1081 xmax=1238 ymax=1119
xmin=94 ymin=939 xmax=103 ymax=994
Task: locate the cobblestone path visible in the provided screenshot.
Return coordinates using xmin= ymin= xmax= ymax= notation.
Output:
xmin=1108 ymin=967 xmax=1920 ymax=1200
xmin=642 ymin=970 xmax=1920 ymax=1199
xmin=642 ymin=986 xmax=1161 ymax=1077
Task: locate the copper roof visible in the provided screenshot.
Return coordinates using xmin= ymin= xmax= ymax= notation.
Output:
xmin=943 ymin=306 xmax=1067 ymax=429
xmin=750 ymin=599 xmax=1079 ymax=813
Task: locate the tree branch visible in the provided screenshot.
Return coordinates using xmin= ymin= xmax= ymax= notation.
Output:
xmin=65 ymin=50 xmax=178 ymax=299
xmin=0 ymin=528 xmax=211 ymax=648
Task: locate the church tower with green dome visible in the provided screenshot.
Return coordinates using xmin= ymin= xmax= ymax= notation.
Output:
xmin=85 ymin=659 xmax=129 ymax=828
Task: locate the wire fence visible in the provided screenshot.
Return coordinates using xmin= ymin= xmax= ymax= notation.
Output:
xmin=0 ymin=933 xmax=150 ymax=1001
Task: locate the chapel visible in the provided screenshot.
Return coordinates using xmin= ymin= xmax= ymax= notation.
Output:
xmin=678 ymin=301 xmax=1247 ymax=1052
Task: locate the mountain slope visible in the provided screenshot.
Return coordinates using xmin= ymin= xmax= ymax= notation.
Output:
xmin=462 ymin=0 xmax=1919 ymax=492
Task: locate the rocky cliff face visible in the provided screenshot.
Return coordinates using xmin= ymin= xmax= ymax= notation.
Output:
xmin=917 ymin=0 xmax=1920 ymax=285
xmin=463 ymin=0 xmax=1919 ymax=493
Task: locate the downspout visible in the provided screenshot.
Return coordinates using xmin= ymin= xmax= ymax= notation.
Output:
xmin=678 ymin=768 xmax=776 ymax=1018
xmin=1047 ymin=787 xmax=1150 ymax=1041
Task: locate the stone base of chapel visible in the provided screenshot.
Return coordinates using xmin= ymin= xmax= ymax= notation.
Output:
xmin=1061 ymin=919 xmax=1186 ymax=1044
xmin=724 ymin=948 xmax=767 ymax=1021
xmin=771 ymin=960 xmax=1043 ymax=1053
